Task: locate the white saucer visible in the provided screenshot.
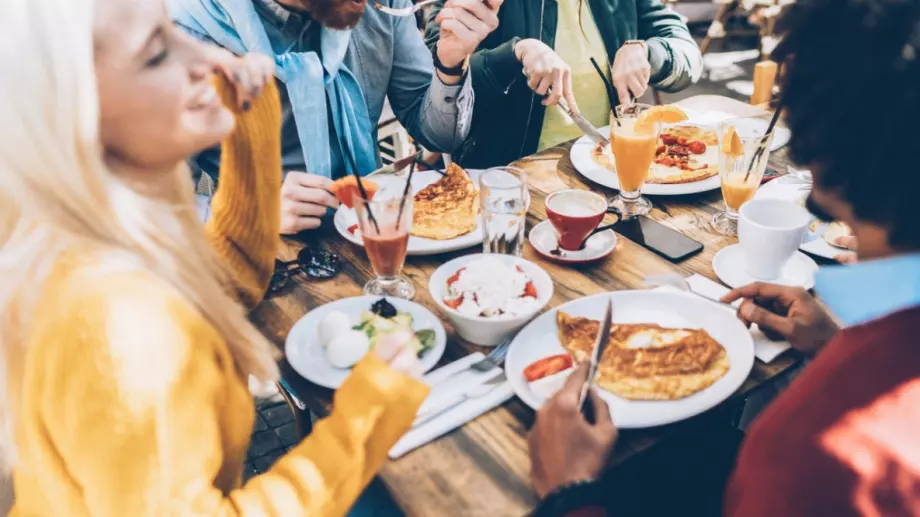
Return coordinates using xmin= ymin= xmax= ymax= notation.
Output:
xmin=713 ymin=244 xmax=818 ymax=290
xmin=529 ymin=220 xmax=617 ymax=264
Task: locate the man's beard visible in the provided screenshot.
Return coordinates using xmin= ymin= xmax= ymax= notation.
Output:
xmin=290 ymin=0 xmax=367 ymax=30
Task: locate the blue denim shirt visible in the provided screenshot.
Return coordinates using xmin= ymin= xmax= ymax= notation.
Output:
xmin=815 ymin=253 xmax=920 ymax=327
xmin=179 ymin=0 xmax=473 ymax=181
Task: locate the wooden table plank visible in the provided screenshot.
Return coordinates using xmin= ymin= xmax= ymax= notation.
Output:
xmin=250 ymin=96 xmax=803 ymax=516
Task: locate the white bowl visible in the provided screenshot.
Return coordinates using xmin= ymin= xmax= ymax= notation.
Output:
xmin=429 ymin=254 xmax=554 ymax=346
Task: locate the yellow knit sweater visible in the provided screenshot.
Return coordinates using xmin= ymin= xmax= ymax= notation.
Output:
xmin=9 ymin=79 xmax=428 ymax=516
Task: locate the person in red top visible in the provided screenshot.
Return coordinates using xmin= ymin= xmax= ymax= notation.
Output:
xmin=527 ymin=0 xmax=920 ymax=515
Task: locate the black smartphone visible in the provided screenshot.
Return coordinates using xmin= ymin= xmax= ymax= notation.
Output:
xmin=615 ymin=216 xmax=704 ymax=262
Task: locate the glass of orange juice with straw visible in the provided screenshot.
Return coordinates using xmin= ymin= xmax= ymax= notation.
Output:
xmin=609 ymin=104 xmax=687 ymax=217
xmin=712 ymin=119 xmax=775 ymax=235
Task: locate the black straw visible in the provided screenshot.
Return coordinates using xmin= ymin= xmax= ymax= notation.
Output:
xmin=590 ymin=57 xmax=620 ymax=127
xmin=396 ymin=158 xmax=419 ymax=228
xmin=343 ymin=151 xmax=380 ymax=234
xmin=744 ymin=99 xmax=783 ymax=182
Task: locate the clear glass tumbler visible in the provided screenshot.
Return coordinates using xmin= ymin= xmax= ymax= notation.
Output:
xmin=712 ymin=118 xmax=775 ymax=236
xmin=354 ymin=194 xmax=415 ymax=299
xmin=479 ymin=167 xmax=530 ymax=256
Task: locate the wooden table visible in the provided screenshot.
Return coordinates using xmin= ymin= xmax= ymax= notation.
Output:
xmin=251 ymin=96 xmax=803 ymax=516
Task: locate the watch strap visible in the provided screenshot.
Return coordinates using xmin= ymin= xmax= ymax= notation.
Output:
xmin=532 ymin=480 xmax=605 ymax=517
xmin=432 ymin=49 xmax=468 ymax=77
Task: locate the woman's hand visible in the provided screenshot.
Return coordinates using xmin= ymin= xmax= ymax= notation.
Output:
xmin=721 ymin=282 xmax=840 ymax=355
xmin=529 ymin=363 xmax=617 ymax=498
xmin=514 ymin=39 xmax=579 ymax=113
xmin=280 ymin=172 xmax=339 ymax=235
xmin=611 ymin=42 xmax=651 ymax=105
xmin=213 ymin=52 xmax=275 ymax=112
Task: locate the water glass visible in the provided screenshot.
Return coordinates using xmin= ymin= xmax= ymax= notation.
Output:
xmin=479 ymin=167 xmax=529 ymax=256
xmin=712 ymin=118 xmax=775 ymax=236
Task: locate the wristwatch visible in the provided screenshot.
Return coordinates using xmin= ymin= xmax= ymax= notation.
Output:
xmin=532 ymin=480 xmax=605 ymax=517
xmin=432 ymin=49 xmax=469 ymax=77
xmin=623 ymin=39 xmax=648 ymax=52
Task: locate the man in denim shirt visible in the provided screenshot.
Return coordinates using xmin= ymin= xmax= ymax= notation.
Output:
xmin=170 ymin=0 xmax=500 ymax=233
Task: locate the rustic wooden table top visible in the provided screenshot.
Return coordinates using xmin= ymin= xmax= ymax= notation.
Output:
xmin=251 ymin=96 xmax=806 ymax=517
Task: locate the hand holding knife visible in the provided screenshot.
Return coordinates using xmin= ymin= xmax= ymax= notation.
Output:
xmin=547 ymin=88 xmax=611 ymax=147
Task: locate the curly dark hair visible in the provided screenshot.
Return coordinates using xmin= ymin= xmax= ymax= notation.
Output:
xmin=773 ymin=0 xmax=920 ymax=250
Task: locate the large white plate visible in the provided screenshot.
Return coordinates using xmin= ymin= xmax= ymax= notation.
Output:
xmin=285 ymin=296 xmax=447 ymax=389
xmin=333 ymin=169 xmax=484 ymax=256
xmin=504 ymin=290 xmax=755 ymax=429
xmin=569 ymin=107 xmax=790 ymax=196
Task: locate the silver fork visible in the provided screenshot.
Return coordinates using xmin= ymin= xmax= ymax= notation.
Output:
xmin=373 ymin=0 xmax=437 ymax=17
xmin=425 ymin=337 xmax=512 ymax=386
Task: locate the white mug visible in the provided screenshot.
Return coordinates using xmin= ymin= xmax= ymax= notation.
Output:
xmin=738 ymin=199 xmax=811 ymax=280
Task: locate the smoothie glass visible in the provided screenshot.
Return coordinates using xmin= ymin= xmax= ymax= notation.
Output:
xmin=355 ymin=195 xmax=414 ymax=299
xmin=609 ymin=104 xmax=661 ymax=217
xmin=712 ymin=119 xmax=775 ymax=236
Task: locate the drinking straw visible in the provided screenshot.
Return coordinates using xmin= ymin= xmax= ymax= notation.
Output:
xmin=744 ymin=99 xmax=783 ymax=182
xmin=396 ymin=157 xmax=419 ymax=228
xmin=590 ymin=57 xmax=620 ymax=127
xmin=343 ymin=150 xmax=380 ymax=233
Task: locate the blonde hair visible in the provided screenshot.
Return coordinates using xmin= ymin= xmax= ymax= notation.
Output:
xmin=0 ymin=0 xmax=279 ymax=470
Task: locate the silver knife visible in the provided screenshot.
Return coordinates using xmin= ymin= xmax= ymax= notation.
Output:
xmin=413 ymin=371 xmax=506 ymax=428
xmin=366 ymin=151 xmax=422 ymax=177
xmin=556 ymin=96 xmax=611 ymax=147
xmin=578 ymin=298 xmax=613 ymax=411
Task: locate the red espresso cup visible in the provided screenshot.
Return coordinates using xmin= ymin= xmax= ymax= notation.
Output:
xmin=545 ymin=189 xmax=608 ymax=251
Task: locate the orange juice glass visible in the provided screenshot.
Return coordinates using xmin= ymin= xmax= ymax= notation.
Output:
xmin=355 ymin=194 xmax=415 ymax=299
xmin=609 ymin=104 xmax=661 ymax=218
xmin=712 ymin=119 xmax=775 ymax=236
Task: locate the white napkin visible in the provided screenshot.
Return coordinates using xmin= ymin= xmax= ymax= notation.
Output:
xmin=390 ymin=357 xmax=514 ymax=459
xmin=656 ymin=274 xmax=792 ymax=363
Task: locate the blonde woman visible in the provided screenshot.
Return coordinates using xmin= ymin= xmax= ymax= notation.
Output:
xmin=0 ymin=0 xmax=428 ymax=515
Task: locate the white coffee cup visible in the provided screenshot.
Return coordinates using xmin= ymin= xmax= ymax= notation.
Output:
xmin=738 ymin=199 xmax=811 ymax=280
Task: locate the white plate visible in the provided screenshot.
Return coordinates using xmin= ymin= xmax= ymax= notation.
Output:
xmin=285 ymin=296 xmax=447 ymax=389
xmin=713 ymin=244 xmax=818 ymax=290
xmin=528 ymin=220 xmax=617 ymax=264
xmin=333 ymin=169 xmax=484 ymax=256
xmin=504 ymin=290 xmax=755 ymax=429
xmin=570 ymin=125 xmax=723 ymax=196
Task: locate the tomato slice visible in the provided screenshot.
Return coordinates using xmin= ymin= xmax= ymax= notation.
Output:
xmin=523 ymin=281 xmax=538 ymax=298
xmin=447 ymin=267 xmax=466 ymax=287
xmin=347 ymin=224 xmax=359 ymax=235
xmin=523 ymin=354 xmax=574 ymax=382
xmin=444 ymin=295 xmax=463 ymax=309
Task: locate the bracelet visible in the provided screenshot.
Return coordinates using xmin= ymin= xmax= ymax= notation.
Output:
xmin=432 ymin=49 xmax=468 ymax=77
xmin=532 ymin=479 xmax=604 ymax=517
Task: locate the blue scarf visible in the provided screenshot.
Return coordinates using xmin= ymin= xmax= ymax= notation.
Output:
xmin=168 ymin=0 xmax=377 ymax=178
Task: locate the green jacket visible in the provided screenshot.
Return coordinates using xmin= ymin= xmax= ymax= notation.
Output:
xmin=425 ymin=0 xmax=702 ymax=168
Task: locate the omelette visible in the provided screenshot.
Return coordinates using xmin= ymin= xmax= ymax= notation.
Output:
xmin=411 ymin=163 xmax=479 ymax=240
xmin=556 ymin=311 xmax=729 ymax=401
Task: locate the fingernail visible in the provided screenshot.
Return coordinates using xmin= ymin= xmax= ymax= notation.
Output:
xmin=233 ymin=73 xmax=241 ymax=83
xmin=740 ymin=302 xmax=754 ymax=319
xmin=242 ymin=100 xmax=251 ymax=111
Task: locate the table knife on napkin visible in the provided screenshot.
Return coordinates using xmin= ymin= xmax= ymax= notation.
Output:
xmin=546 ymin=89 xmax=610 ymax=147
xmin=578 ymin=298 xmax=612 ymax=424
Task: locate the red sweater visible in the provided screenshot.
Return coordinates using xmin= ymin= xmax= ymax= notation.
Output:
xmin=725 ymin=306 xmax=920 ymax=516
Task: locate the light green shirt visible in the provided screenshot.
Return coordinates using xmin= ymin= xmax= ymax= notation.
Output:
xmin=537 ymin=0 xmax=612 ymax=151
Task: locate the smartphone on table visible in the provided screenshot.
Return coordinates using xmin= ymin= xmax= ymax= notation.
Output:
xmin=615 ymin=216 xmax=704 ymax=262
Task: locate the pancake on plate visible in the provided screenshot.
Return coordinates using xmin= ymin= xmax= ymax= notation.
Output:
xmin=556 ymin=311 xmax=729 ymax=401
xmin=823 ymin=221 xmax=854 ymax=249
xmin=592 ymin=125 xmax=719 ymax=185
xmin=411 ymin=163 xmax=479 ymax=240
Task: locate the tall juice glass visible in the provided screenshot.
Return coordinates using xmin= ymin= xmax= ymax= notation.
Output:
xmin=609 ymin=104 xmax=661 ymax=217
xmin=355 ymin=195 xmax=415 ymax=299
xmin=712 ymin=119 xmax=775 ymax=235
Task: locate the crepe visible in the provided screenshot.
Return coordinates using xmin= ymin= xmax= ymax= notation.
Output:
xmin=556 ymin=311 xmax=730 ymax=401
xmin=411 ymin=163 xmax=479 ymax=240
